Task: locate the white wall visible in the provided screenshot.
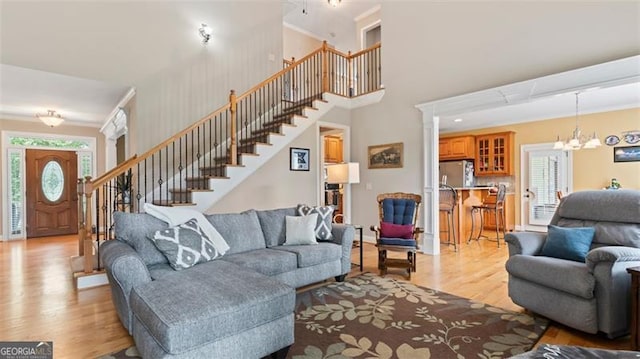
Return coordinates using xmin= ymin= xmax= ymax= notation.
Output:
xmin=209 ymin=125 xmax=319 ymax=213
xmin=349 ymin=1 xmax=640 ymax=240
xmin=209 ymin=106 xmax=352 ymax=213
xmin=134 ymin=3 xmax=283 ymax=153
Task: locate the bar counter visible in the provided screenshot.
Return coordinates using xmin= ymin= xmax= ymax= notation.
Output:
xmin=440 ymin=187 xmax=515 ymax=246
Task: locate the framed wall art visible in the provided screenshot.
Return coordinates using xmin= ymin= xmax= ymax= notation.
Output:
xmin=290 ymin=147 xmax=310 ymax=171
xmin=613 ymin=146 xmax=640 ymax=163
xmin=368 ymin=142 xmax=403 ymax=169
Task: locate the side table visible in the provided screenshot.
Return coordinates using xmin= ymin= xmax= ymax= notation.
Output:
xmin=352 ymin=225 xmax=363 ymax=271
xmin=627 ymin=266 xmax=640 ymax=351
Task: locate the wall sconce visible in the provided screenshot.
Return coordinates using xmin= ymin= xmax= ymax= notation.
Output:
xmin=199 ymin=23 xmax=212 ymax=45
xmin=36 ymin=110 xmax=64 ymax=127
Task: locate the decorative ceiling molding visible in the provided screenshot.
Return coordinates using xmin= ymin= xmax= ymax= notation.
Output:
xmin=416 ymin=55 xmax=640 ymax=133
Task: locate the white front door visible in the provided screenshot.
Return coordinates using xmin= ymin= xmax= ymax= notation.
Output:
xmin=521 ymin=144 xmax=571 ymax=231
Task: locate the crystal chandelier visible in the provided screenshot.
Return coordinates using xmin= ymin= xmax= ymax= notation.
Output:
xmin=553 ymin=92 xmax=601 ymax=151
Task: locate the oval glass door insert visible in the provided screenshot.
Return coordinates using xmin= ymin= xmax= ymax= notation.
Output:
xmin=42 ymin=160 xmax=64 ymax=202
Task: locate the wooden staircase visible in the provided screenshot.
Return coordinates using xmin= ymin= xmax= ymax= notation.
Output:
xmin=75 ymin=42 xmax=383 ymax=277
xmin=151 ymin=97 xmax=321 ymax=208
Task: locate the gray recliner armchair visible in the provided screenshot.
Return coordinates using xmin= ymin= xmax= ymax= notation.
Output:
xmin=505 ymin=189 xmax=640 ymax=338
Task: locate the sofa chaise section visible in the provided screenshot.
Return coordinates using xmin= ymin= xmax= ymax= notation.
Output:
xmin=131 ymin=260 xmax=295 ymax=358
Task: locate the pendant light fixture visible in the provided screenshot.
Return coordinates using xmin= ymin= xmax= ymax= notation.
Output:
xmin=553 ymin=92 xmax=601 ymax=151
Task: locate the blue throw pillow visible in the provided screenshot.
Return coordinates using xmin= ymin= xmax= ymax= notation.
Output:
xmin=539 ymin=225 xmax=595 ymax=262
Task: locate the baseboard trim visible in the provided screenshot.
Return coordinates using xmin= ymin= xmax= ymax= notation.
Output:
xmin=75 ymin=272 xmax=108 ymax=289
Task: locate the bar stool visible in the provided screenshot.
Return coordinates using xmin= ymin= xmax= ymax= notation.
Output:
xmin=468 ymin=184 xmax=506 ymax=247
xmin=439 ymin=184 xmax=458 ymax=251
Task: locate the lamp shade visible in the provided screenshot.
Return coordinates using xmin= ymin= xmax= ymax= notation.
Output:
xmin=326 ymin=163 xmax=360 ymax=184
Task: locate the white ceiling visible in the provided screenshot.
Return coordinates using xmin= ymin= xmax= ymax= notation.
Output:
xmin=0 ymin=1 xmax=284 ymax=127
xmin=0 ymin=64 xmax=132 ymax=127
xmin=283 ymin=0 xmax=381 ymax=51
xmin=2 ymin=1 xmax=638 ymax=131
xmin=418 ymin=55 xmax=640 ymax=133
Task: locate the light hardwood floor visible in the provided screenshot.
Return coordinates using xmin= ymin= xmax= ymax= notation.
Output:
xmin=0 ymin=235 xmax=630 ymax=358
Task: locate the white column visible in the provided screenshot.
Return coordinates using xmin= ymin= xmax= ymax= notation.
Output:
xmin=104 ymin=138 xmax=117 ymax=171
xmin=421 ymin=113 xmax=440 ymax=255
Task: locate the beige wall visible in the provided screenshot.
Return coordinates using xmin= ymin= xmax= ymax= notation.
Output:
xmin=208 ymin=106 xmax=353 ymax=214
xmin=0 ymin=119 xmax=105 ymax=238
xmin=443 ymin=107 xmax=640 ymax=225
xmin=349 ymin=1 xmax=640 ymax=234
xmin=283 ymin=26 xmax=323 ymax=61
xmin=209 ymin=125 xmax=319 ymax=214
xmin=355 ymin=8 xmax=381 ymax=50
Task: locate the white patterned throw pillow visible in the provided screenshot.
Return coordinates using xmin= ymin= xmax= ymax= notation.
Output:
xmin=297 ymin=204 xmax=334 ymax=241
xmin=149 ymin=218 xmax=221 ymax=270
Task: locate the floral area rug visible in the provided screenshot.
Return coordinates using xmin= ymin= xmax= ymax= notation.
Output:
xmin=99 ymin=273 xmax=548 ymax=359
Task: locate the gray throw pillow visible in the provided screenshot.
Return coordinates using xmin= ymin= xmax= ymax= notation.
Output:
xmin=149 ymin=218 xmax=220 ymax=270
xmin=297 ymin=204 xmax=334 ymax=241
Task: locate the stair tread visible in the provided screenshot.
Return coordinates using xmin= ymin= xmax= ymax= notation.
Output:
xmin=185 ymin=175 xmax=230 ymax=180
xmin=199 ymin=164 xmax=245 ymax=169
xmin=244 ymin=141 xmax=272 ymax=146
xmin=152 ymin=200 xmax=197 ymax=207
xmin=169 ymin=189 xmax=214 ymax=193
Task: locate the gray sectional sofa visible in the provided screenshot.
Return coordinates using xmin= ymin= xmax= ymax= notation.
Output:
xmin=101 ymin=207 xmax=355 ymax=359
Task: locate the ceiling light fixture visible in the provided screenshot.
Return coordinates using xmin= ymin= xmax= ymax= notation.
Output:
xmin=37 ymin=110 xmax=64 ymax=127
xmin=199 ymin=23 xmax=212 ymax=45
xmin=553 ymin=92 xmax=601 ymax=151
xmin=454 ymin=118 xmax=463 ymax=123
xmin=328 ymin=0 xmax=341 ymax=7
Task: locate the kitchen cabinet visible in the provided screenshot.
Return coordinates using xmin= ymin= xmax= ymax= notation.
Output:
xmin=324 ymin=136 xmax=343 ymax=163
xmin=475 ymin=132 xmax=515 ymax=176
xmin=439 ymin=136 xmax=475 ymax=160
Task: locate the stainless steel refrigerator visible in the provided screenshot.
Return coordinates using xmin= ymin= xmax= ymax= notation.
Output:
xmin=439 ymin=160 xmax=475 ymax=188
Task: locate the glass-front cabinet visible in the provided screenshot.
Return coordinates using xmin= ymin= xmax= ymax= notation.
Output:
xmin=474 ymin=132 xmax=514 ymax=176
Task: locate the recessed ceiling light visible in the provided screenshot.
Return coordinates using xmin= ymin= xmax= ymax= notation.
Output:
xmin=454 ymin=118 xmax=463 ymax=122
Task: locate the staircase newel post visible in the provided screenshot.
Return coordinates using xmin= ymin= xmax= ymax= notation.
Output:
xmin=229 ymin=90 xmax=237 ymax=166
xmin=322 ymin=41 xmax=329 ymax=93
xmin=348 ymin=50 xmax=353 ymax=97
xmin=77 ymin=177 xmax=86 ymax=256
xmin=83 ymin=176 xmax=94 ymax=273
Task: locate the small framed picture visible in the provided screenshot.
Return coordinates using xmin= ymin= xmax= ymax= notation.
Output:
xmin=614 ymin=146 xmax=640 ymax=163
xmin=368 ymin=142 xmax=403 ymax=169
xmin=290 ymin=147 xmax=310 ymax=171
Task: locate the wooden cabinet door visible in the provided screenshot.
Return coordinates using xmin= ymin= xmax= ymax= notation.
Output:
xmin=490 ymin=132 xmax=514 ymax=175
xmin=475 ymin=132 xmax=514 ymax=176
xmin=440 ymin=136 xmax=474 ymax=160
xmin=439 ymin=140 xmax=451 ymax=160
xmin=324 ymin=136 xmax=342 ymax=163
xmin=475 ymin=136 xmax=492 ymax=175
xmin=449 ymin=138 xmax=466 ymax=157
